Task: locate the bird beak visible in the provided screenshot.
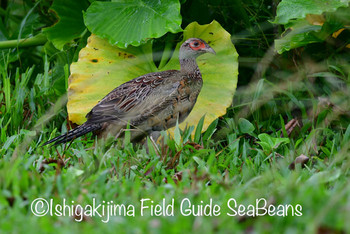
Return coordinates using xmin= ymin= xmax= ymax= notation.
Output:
xmin=206 ymin=46 xmax=216 ymax=55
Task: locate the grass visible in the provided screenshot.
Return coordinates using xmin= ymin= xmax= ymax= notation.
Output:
xmin=1 ymin=0 xmax=350 ymax=233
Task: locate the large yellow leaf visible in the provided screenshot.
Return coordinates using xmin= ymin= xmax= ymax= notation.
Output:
xmin=67 ymin=20 xmax=238 ymax=135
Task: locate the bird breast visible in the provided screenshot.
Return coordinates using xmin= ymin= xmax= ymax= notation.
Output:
xmin=149 ymin=77 xmax=203 ymax=131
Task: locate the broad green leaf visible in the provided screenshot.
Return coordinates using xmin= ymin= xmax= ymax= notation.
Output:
xmin=257 ymin=133 xmax=290 ymax=154
xmin=275 ymin=20 xmax=323 ymax=54
xmin=258 ymin=142 xmax=272 ymax=154
xmin=273 ymin=0 xmax=350 ymax=25
xmin=275 ymin=7 xmax=348 ymax=54
xmin=238 ymin=118 xmax=255 ymax=134
xmin=84 ymin=0 xmax=182 ymax=48
xmin=67 ymin=21 xmax=238 ymax=136
xmin=42 ymin=0 xmax=89 ymax=50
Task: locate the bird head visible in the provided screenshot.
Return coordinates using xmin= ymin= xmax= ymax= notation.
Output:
xmin=179 ymin=38 xmax=216 ymax=59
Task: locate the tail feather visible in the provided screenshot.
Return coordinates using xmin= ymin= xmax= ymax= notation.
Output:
xmin=43 ymin=123 xmax=102 ymax=146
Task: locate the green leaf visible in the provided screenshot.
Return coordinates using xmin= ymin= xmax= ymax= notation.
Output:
xmin=174 ymin=120 xmax=181 ymax=150
xmin=275 ymin=21 xmax=323 ymax=53
xmin=42 ymin=0 xmax=89 ymax=50
xmin=257 ymin=133 xmax=290 ymax=154
xmin=202 ymin=118 xmax=218 ymax=142
xmin=274 ymin=4 xmax=350 ymax=53
xmin=84 ymin=0 xmax=182 ymax=48
xmin=273 ymin=0 xmax=350 ymax=25
xmin=258 ymin=142 xmax=272 ymax=154
xmin=193 ymin=156 xmax=206 ymax=168
xmin=307 ymin=169 xmax=341 ymax=184
xmin=124 ymin=121 xmax=131 ymax=146
xmin=2 ymin=135 xmax=17 ymax=151
xmin=194 ymin=115 xmax=205 ymax=143
xmin=238 ymin=118 xmax=255 ymax=134
xmin=67 ymin=167 xmax=84 ymax=177
xmin=274 ymin=14 xmax=348 ymax=54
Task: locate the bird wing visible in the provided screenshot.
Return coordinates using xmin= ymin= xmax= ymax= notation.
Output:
xmin=85 ymin=70 xmax=180 ymax=125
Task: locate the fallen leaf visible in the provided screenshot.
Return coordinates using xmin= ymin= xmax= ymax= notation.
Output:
xmin=289 ymin=154 xmax=310 ymax=170
xmin=281 ymin=118 xmax=300 ymax=137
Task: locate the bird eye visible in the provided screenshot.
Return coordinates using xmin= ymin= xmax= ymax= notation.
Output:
xmin=190 ymin=41 xmax=201 ymax=48
xmin=189 ymin=40 xmax=205 ymax=50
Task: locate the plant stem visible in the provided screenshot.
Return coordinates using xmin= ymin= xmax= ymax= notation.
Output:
xmin=0 ymin=33 xmax=47 ymax=49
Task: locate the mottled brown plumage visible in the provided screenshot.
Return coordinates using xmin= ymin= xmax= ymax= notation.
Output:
xmin=43 ymin=38 xmax=215 ymax=145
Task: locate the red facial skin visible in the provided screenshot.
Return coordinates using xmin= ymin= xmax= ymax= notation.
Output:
xmin=189 ymin=40 xmax=205 ymax=50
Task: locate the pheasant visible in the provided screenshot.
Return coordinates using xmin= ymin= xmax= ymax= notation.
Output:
xmin=43 ymin=38 xmax=216 ymax=146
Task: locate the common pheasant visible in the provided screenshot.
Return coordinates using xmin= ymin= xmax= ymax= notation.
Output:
xmin=43 ymin=38 xmax=216 ymax=145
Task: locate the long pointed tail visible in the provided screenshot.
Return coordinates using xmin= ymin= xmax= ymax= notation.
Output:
xmin=43 ymin=122 xmax=102 ymax=146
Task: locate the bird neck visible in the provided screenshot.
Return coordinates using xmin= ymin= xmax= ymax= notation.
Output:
xmin=179 ymin=57 xmax=200 ymax=74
